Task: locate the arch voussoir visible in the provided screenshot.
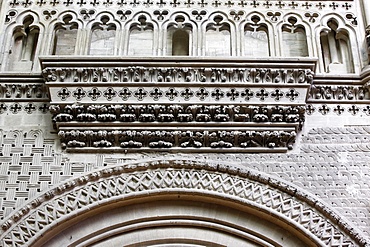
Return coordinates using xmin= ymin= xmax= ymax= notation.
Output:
xmin=0 ymin=159 xmax=367 ymax=247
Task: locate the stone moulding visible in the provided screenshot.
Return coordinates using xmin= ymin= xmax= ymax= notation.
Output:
xmin=308 ymin=85 xmax=369 ymax=102
xmin=0 ymin=159 xmax=368 ymax=246
xmin=4 ymin=0 xmax=354 ymax=10
xmin=49 ymin=85 xmax=307 ymax=104
xmin=40 ymin=57 xmax=315 ymax=85
xmin=0 ymin=74 xmax=48 ymax=101
xmin=57 ymin=127 xmax=297 ymax=152
xmin=42 ymin=67 xmax=313 ymax=85
xmin=308 ymin=74 xmax=370 ymax=103
xmin=41 ymin=57 xmax=315 ymax=152
xmin=50 ymin=104 xmax=306 ymax=127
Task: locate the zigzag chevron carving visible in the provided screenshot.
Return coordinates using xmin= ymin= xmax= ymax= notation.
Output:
xmin=0 ymin=160 xmax=367 ymax=247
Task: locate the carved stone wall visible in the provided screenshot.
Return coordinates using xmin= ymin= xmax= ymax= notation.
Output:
xmin=1 ymin=0 xmax=370 ymax=246
xmin=0 ymin=125 xmax=370 ymax=246
xmin=0 ymin=0 xmax=366 ymax=73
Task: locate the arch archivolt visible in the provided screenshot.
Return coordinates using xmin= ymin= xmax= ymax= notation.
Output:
xmin=0 ymin=159 xmax=365 ymax=247
xmin=41 ymin=197 xmax=311 ymax=247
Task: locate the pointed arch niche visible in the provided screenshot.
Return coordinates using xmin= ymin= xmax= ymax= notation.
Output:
xmin=8 ymin=15 xmax=40 ymax=71
xmin=281 ymin=16 xmax=308 ymax=57
xmin=88 ymin=16 xmax=117 ymax=55
xmin=128 ymin=14 xmax=154 ymax=56
xmin=52 ymin=15 xmax=78 ymax=55
xmin=320 ymin=19 xmax=354 ymax=73
xmin=243 ymin=15 xmax=270 ymax=57
xmin=166 ymin=15 xmax=193 ymax=56
xmin=205 ymin=15 xmax=231 ymax=56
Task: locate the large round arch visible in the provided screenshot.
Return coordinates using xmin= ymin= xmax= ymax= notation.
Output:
xmin=0 ymin=159 xmax=366 ymax=246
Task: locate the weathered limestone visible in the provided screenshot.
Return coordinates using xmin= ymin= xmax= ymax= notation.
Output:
xmin=0 ymin=0 xmax=370 ymax=246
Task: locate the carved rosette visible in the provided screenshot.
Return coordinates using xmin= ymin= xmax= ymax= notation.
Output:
xmin=41 ymin=57 xmax=316 ymax=152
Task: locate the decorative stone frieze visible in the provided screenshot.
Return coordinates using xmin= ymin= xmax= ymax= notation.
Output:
xmin=0 ymin=102 xmax=50 ymax=114
xmin=1 ymin=0 xmax=370 ymax=246
xmin=51 ymin=104 xmax=305 ymax=126
xmin=0 ymin=84 xmax=47 ymax=100
xmin=308 ymin=85 xmax=369 ymax=102
xmin=57 ymin=127 xmax=297 ymax=151
xmin=50 ymin=86 xmax=305 ymax=104
xmin=42 ymin=57 xmax=315 ymax=152
xmin=42 ymin=66 xmax=313 ymax=84
xmin=306 ymin=104 xmax=370 ymax=116
xmin=0 ymin=74 xmax=48 ymax=101
xmin=4 ymin=0 xmax=354 ymax=10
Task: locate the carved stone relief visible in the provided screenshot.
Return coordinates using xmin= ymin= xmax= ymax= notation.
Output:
xmin=41 ymin=57 xmax=314 ymax=152
xmin=57 ymin=128 xmax=297 ymax=150
xmin=42 ymin=67 xmax=314 ymax=84
xmin=0 ymin=128 xmax=369 ymax=244
xmin=51 ymin=104 xmax=306 ymax=125
xmin=0 ymin=159 xmax=368 ymax=247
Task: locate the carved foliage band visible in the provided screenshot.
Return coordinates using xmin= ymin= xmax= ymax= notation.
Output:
xmin=58 ymin=128 xmax=297 ymax=150
xmin=0 ymin=84 xmax=48 ymax=100
xmin=51 ymin=104 xmax=306 ymax=126
xmin=43 ymin=67 xmax=313 ymax=84
xmin=308 ymin=85 xmax=368 ymax=101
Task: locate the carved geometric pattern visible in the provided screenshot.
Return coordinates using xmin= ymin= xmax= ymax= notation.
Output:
xmin=53 ymin=86 xmax=304 ymax=103
xmin=103 ymin=87 xmax=117 ymax=101
xmin=301 ymin=127 xmax=370 ymax=152
xmin=6 ymin=0 xmax=353 ymax=11
xmin=0 ymin=160 xmax=366 ymax=247
xmin=72 ymin=87 xmax=86 ymax=100
xmin=57 ymin=88 xmax=71 ymax=101
xmin=87 ymin=87 xmax=102 ymax=101
xmin=0 ymin=130 xmax=57 ymax=219
xmin=118 ymin=87 xmax=132 ymax=100
xmin=0 ymin=128 xmax=369 ymax=243
xmin=305 ymin=104 xmax=370 ymax=116
xmin=0 ymin=103 xmax=50 ymax=114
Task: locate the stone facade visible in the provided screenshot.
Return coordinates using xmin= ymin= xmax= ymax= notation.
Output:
xmin=0 ymin=0 xmax=370 ymax=246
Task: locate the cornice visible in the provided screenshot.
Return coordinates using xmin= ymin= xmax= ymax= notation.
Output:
xmin=40 ymin=57 xmax=316 ymax=152
xmin=39 ymin=56 xmax=318 ymax=69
